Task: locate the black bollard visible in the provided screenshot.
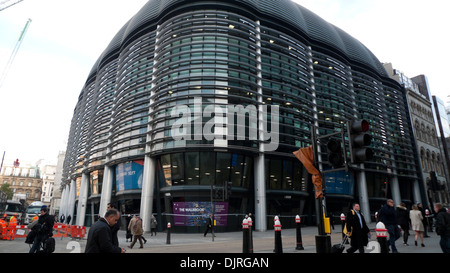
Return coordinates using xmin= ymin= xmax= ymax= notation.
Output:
xmin=242 ymin=218 xmax=250 ymax=253
xmin=166 ymin=222 xmax=171 ymax=244
xmin=376 ymin=222 xmax=389 ymax=253
xmin=274 ymin=216 xmax=283 ymax=253
xmin=248 ymin=216 xmax=254 ymax=253
xmin=295 ymin=215 xmax=304 ymax=250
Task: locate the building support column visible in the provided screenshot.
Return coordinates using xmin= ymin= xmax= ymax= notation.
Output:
xmin=254 ymin=154 xmax=266 ymax=231
xmin=67 ymin=179 xmax=76 ymax=225
xmin=413 ymin=179 xmax=422 ymax=204
xmin=59 ymin=186 xmax=67 ymax=220
xmin=254 ymin=20 xmax=267 ymax=232
xmin=140 ymin=155 xmax=156 ymax=233
xmin=76 ymin=172 xmax=89 ymax=226
xmin=357 ymin=168 xmax=371 ymax=224
xmin=99 ymin=165 xmax=113 ymax=217
xmin=390 ymin=175 xmax=401 ymax=206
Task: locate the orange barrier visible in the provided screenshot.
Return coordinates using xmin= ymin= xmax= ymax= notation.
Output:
xmin=0 ymin=223 xmax=87 ymax=240
xmin=70 ymin=225 xmax=86 ymax=239
xmin=5 ymin=226 xmax=16 ymax=240
xmin=53 ymin=223 xmax=69 ymax=239
xmin=14 ymin=225 xmax=28 ymax=238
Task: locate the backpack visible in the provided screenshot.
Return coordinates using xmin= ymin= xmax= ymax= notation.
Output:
xmin=25 ymin=229 xmax=36 ymax=244
xmin=42 ymin=237 xmax=55 ymax=253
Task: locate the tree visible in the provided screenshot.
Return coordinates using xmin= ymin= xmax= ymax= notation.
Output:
xmin=0 ymin=183 xmax=14 ymax=200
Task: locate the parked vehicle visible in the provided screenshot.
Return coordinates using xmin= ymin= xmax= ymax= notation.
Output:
xmin=0 ymin=200 xmax=24 ymax=223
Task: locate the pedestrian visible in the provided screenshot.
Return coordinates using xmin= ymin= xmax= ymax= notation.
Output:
xmin=107 ymin=203 xmax=121 ymax=247
xmin=125 ymin=214 xmax=132 ymax=242
xmin=203 ymin=214 xmax=213 ymax=237
xmin=249 ymin=213 xmax=255 ymax=230
xmin=410 ymin=204 xmax=425 ymax=247
xmin=396 ymin=202 xmax=410 ymax=246
xmin=150 ymin=214 xmax=157 ymax=236
xmin=66 ymin=214 xmax=71 ymax=225
xmin=85 ymin=208 xmax=125 ymax=253
xmin=0 ymin=215 xmax=7 ymax=239
xmin=60 ymin=214 xmax=65 ymax=224
xmin=128 ymin=214 xmax=137 ymax=241
xmin=345 ymin=203 xmax=370 ymax=253
xmin=417 ymin=203 xmax=429 ymax=237
xmin=434 ymin=203 xmax=450 ymax=253
xmin=128 ymin=216 xmax=144 ymax=249
xmin=424 ymin=206 xmax=434 ymax=234
xmin=29 ymin=205 xmax=54 ymax=253
xmin=380 ymin=199 xmax=401 ymax=253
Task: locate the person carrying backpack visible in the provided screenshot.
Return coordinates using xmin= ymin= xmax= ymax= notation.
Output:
xmin=29 ymin=205 xmax=54 ymax=253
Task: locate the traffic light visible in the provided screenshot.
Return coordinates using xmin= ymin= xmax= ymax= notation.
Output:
xmin=326 ymin=139 xmax=344 ymax=168
xmin=225 ymin=181 xmax=232 ymax=200
xmin=213 ymin=186 xmax=224 ymax=201
xmin=429 ymin=171 xmax=439 ymax=191
xmin=347 ymin=119 xmax=373 ymax=164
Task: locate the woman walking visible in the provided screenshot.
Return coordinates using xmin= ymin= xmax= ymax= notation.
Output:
xmin=410 ymin=205 xmax=425 ymax=247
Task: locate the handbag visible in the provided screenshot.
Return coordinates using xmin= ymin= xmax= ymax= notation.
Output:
xmin=343 ymin=210 xmax=356 ymax=236
xmin=343 ymin=224 xmax=352 ymax=237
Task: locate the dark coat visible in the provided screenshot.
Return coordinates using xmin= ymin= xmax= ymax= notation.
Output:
xmin=111 ymin=215 xmax=121 ymax=247
xmin=381 ymin=204 xmax=397 ymax=226
xmin=38 ymin=212 xmax=54 ymax=238
xmin=346 ymin=209 xmax=370 ymax=248
xmin=396 ymin=205 xmax=410 ymax=227
xmin=85 ymin=218 xmax=122 ymax=253
xmin=436 ymin=208 xmax=450 ymax=236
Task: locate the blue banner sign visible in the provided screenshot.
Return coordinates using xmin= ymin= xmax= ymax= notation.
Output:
xmin=116 ymin=160 xmax=144 ymax=191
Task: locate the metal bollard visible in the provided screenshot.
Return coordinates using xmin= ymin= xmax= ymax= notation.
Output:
xmin=242 ymin=218 xmax=250 ymax=253
xmin=375 ymin=222 xmax=388 ymax=253
xmin=273 ymin=216 xmax=283 ymax=253
xmin=166 ymin=222 xmax=171 ymax=245
xmin=295 ymin=215 xmax=304 ymax=250
xmin=247 ymin=215 xmax=254 ymax=253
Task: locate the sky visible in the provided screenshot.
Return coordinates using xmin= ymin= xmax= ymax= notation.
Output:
xmin=0 ymin=0 xmax=449 ymax=165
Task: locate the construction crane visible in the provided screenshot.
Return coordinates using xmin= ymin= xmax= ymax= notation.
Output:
xmin=0 ymin=0 xmax=24 ymax=11
xmin=0 ymin=18 xmax=32 ymax=89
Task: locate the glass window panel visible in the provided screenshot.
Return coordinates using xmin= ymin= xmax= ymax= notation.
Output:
xmin=241 ymin=156 xmax=252 ymax=189
xmin=230 ymin=154 xmax=244 ymax=187
xmin=282 ymin=160 xmax=293 ymax=190
xmin=161 ymin=154 xmax=172 ymax=187
xmin=215 ymin=152 xmax=231 ymax=186
xmin=269 ymin=159 xmax=282 ymax=189
xmin=200 ymin=152 xmax=215 ymax=185
xmin=185 ymin=152 xmax=199 ymax=185
xmin=171 ymin=153 xmax=184 ymax=185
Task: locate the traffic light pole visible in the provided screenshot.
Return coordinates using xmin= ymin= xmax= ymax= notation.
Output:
xmin=309 ymin=120 xmax=372 ymax=252
xmin=210 ymin=184 xmax=215 ymax=242
xmin=310 ymin=124 xmax=348 ymax=253
xmin=311 ymin=126 xmax=331 ymax=252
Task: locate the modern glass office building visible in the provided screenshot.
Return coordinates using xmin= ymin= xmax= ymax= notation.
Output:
xmin=59 ymin=0 xmax=423 ymax=232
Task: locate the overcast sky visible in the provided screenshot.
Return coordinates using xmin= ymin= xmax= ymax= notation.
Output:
xmin=0 ymin=0 xmax=449 ymax=165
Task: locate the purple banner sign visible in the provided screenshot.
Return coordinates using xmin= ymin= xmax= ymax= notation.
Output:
xmin=173 ymin=202 xmax=228 ymax=226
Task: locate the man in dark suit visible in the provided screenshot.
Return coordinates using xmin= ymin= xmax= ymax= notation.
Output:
xmin=346 ymin=203 xmax=370 ymax=253
xmin=85 ymin=208 xmax=125 ymax=253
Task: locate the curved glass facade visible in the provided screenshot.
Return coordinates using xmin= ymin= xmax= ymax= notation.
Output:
xmin=61 ymin=0 xmax=422 ymax=231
